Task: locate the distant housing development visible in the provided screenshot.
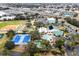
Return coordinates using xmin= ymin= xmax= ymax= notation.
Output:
xmin=0 ymin=11 xmax=15 ymax=20
xmin=0 ymin=3 xmax=79 ymax=56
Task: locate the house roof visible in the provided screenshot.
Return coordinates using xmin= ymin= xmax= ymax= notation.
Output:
xmin=0 ymin=11 xmax=6 ymax=16
xmin=53 ymin=30 xmax=64 ymax=36
xmin=47 ymin=18 xmax=56 ymax=23
xmin=38 ymin=27 xmax=47 ymax=33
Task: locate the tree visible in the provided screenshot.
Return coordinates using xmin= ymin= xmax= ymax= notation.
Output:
xmin=41 ymin=40 xmax=52 ymax=51
xmin=15 ymin=14 xmax=26 ymax=20
xmin=6 ymin=30 xmax=15 ymax=40
xmin=4 ymin=41 xmax=15 ymax=50
xmin=34 ymin=21 xmax=45 ymax=28
xmin=26 ymin=22 xmax=32 ymax=28
xmin=24 ymin=12 xmax=28 ymax=15
xmin=73 ymin=13 xmax=78 ymax=17
xmin=67 ymin=41 xmax=75 ymax=47
xmin=55 ymin=39 xmax=64 ymax=50
xmin=34 ymin=13 xmax=39 ymax=18
xmin=54 ymin=17 xmax=58 ymax=23
xmin=29 ymin=30 xmax=41 ymax=41
xmin=2 ymin=49 xmax=12 ymax=56
xmin=26 ymin=16 xmax=31 ymax=22
xmin=61 ymin=21 xmax=65 ymax=26
xmin=64 ymin=17 xmax=79 ymax=27
xmin=26 ymin=42 xmax=39 ymax=56
xmin=34 ymin=53 xmax=42 ymax=56
xmin=54 ymin=39 xmax=66 ymax=55
xmin=64 ymin=17 xmax=71 ymax=22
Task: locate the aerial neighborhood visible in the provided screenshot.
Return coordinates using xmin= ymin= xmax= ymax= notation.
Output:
xmin=0 ymin=3 xmax=79 ymax=56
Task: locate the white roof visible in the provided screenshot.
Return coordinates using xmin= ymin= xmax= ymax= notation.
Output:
xmin=49 ymin=29 xmax=59 ymax=32
xmin=0 ymin=11 xmax=6 ymax=16
xmin=38 ymin=27 xmax=48 ymax=33
xmin=47 ymin=18 xmax=56 ymax=23
xmin=47 ymin=18 xmax=56 ymax=21
xmin=38 ymin=27 xmax=59 ymax=33
xmin=0 ymin=16 xmax=15 ymax=20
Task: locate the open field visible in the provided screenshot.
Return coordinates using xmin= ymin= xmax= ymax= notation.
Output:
xmin=0 ymin=20 xmax=25 ymax=29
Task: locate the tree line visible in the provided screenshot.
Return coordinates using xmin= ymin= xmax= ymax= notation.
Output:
xmin=64 ymin=17 xmax=79 ymax=27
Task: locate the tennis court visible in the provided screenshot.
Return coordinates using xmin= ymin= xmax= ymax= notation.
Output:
xmin=23 ymin=34 xmax=30 ymax=43
xmin=12 ymin=34 xmax=30 ymax=45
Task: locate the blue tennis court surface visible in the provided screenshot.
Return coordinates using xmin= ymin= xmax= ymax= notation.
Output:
xmin=12 ymin=35 xmax=21 ymax=43
xmin=12 ymin=34 xmax=30 ymax=45
xmin=23 ymin=35 xmax=30 ymax=43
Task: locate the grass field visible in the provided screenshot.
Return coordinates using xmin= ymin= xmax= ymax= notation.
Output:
xmin=73 ymin=34 xmax=79 ymax=38
xmin=0 ymin=20 xmax=25 ymax=29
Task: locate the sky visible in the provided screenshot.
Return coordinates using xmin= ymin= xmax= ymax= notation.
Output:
xmin=0 ymin=0 xmax=79 ymax=3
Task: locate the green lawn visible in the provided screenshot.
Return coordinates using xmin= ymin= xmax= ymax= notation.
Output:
xmin=73 ymin=34 xmax=79 ymax=38
xmin=0 ymin=20 xmax=25 ymax=29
